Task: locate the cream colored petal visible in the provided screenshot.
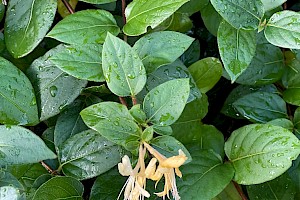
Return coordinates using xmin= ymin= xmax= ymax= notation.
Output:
xmin=175 ymin=167 xmax=182 ymax=178
xmin=161 ymin=154 xmax=187 ymax=168
xmin=118 ymin=155 xmax=133 ymax=176
xmin=135 ymin=180 xmax=150 ymax=198
xmin=145 ymin=158 xmax=157 ymax=178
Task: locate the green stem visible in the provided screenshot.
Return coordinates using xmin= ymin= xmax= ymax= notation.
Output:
xmin=61 ymin=0 xmax=74 ymax=14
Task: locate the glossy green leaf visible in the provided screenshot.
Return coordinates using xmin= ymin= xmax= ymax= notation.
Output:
xmin=218 ymin=20 xmax=257 ymax=82
xmin=5 ymin=0 xmax=57 ymax=58
xmin=247 ymin=173 xmax=296 ymax=199
xmin=47 ymin=10 xmax=120 ymax=45
xmin=267 ymin=118 xmax=293 ymax=131
xmin=143 ymin=79 xmax=190 ymax=126
xmin=180 ymin=40 xmax=200 ymax=67
xmin=49 ymin=44 xmax=104 ymax=82
xmin=32 ymin=176 xmax=83 ymax=200
xmin=0 ymin=57 xmax=39 ymax=125
xmin=150 ymin=135 xmax=192 ymax=163
xmin=178 ymin=0 xmax=209 ymax=16
xmin=102 ymin=33 xmax=146 ymax=97
xmin=0 ymin=125 xmax=56 ymax=166
xmin=80 ymin=102 xmax=141 ymax=151
xmin=221 ymin=84 xmax=278 ymax=119
xmin=188 ymin=57 xmax=223 ymax=93
xmin=133 ymin=31 xmax=194 ymax=73
xmin=233 ymin=91 xmax=287 ymax=123
xmin=123 ymin=0 xmax=189 ymax=36
xmin=141 ymin=126 xmax=153 ymax=142
xmin=153 ymin=125 xmax=173 ymax=136
xmin=225 ymin=124 xmax=300 ymax=184
xmin=201 ymin=2 xmax=222 ymax=36
xmin=166 ymin=12 xmax=193 ymax=33
xmin=137 ymin=60 xmax=201 ymax=103
xmin=210 ymin=0 xmax=264 ymax=30
xmin=79 ymin=0 xmax=116 ymax=4
xmin=54 ymin=99 xmax=88 ymax=150
xmin=0 ymin=4 xmax=5 ymax=22
xmin=282 ymin=54 xmax=300 ymax=88
xmin=265 ymin=11 xmax=300 ymax=49
xmin=26 ymin=45 xmax=87 ymax=121
xmin=212 ymin=182 xmax=242 ymax=200
xmin=0 ymin=186 xmax=23 ymax=200
xmin=129 ymin=104 xmax=147 ymax=124
xmin=261 ymin=0 xmax=286 ymax=11
xmin=42 ymin=127 xmax=56 ymax=152
xmin=178 ymin=149 xmax=234 ymax=200
xmin=283 ymin=89 xmax=300 ymax=106
xmin=59 ymin=130 xmax=122 ymax=180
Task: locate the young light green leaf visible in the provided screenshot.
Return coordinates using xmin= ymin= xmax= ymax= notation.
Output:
xmin=102 ymin=33 xmax=146 ymax=97
xmin=188 ymin=57 xmax=222 ymax=93
xmin=0 ymin=57 xmax=39 ymax=125
xmin=0 ymin=126 xmax=56 ymax=166
xmin=32 ymin=177 xmax=83 ymax=200
xmin=225 ymin=124 xmax=300 ymax=184
xmin=123 ymin=0 xmax=189 ymax=36
xmin=133 ymin=31 xmax=194 ymax=73
xmin=265 ymin=11 xmax=300 ymax=49
xmin=143 ymin=79 xmax=190 ymax=126
xmin=150 ymin=135 xmax=192 ymax=163
xmin=178 ymin=149 xmax=234 ymax=200
xmin=247 ymin=173 xmax=296 ymax=199
xmin=261 ymin=0 xmax=287 ymax=11
xmin=59 ymin=130 xmax=122 ymax=180
xmin=80 ymin=102 xmax=141 ymax=151
xmin=49 ymin=44 xmax=105 ymax=82
xmin=233 ymin=91 xmax=287 ymax=123
xmin=26 ymin=45 xmax=87 ymax=121
xmin=47 ymin=10 xmax=120 ymax=45
xmin=4 ymin=0 xmax=57 ymax=58
xmin=210 ymin=0 xmax=264 ymax=30
xmin=218 ymin=20 xmax=257 ymax=82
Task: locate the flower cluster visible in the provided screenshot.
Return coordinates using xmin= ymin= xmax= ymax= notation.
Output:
xmin=117 ymin=142 xmax=187 ymax=200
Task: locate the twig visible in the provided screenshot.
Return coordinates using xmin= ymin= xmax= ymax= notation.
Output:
xmin=40 ymin=161 xmax=56 ymax=174
xmin=119 ymin=96 xmax=128 ymax=107
xmin=232 ymin=181 xmax=248 ymax=200
xmin=61 ymin=0 xmax=74 ymax=14
xmin=121 ymin=0 xmax=127 ymax=42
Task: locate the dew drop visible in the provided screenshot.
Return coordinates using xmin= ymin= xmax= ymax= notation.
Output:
xmin=49 ymin=86 xmax=58 ymax=97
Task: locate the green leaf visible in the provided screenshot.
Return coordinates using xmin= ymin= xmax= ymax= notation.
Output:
xmin=129 ymin=104 xmax=147 ymax=123
xmin=0 ymin=125 xmax=56 ymax=166
xmin=59 ymin=130 xmax=122 ymax=180
xmin=89 ymin=167 xmax=126 ymax=200
xmin=178 ymin=0 xmax=209 ymax=16
xmin=180 ymin=40 xmax=200 ymax=67
xmin=49 ymin=44 xmax=104 ymax=82
xmin=267 ymin=118 xmax=294 ymax=131
xmin=80 ymin=102 xmax=141 ymax=151
xmin=26 ymin=45 xmax=87 ymax=121
xmin=150 ymin=135 xmax=192 ymax=163
xmin=153 ymin=125 xmax=173 ymax=136
xmin=232 ymin=91 xmax=287 ymax=123
xmin=47 ymin=10 xmax=120 ymax=45
xmin=178 ymin=149 xmax=234 ymax=200
xmin=143 ymin=79 xmax=190 ymax=126
xmin=188 ymin=57 xmax=223 ymax=93
xmin=282 ymin=54 xmax=300 ymax=89
xmin=212 ymin=182 xmax=242 ymax=200
xmin=0 ymin=171 xmax=24 ymax=193
xmin=0 ymin=3 xmax=5 ymax=22
xmin=133 ymin=31 xmax=194 ymax=73
xmin=201 ymin=2 xmax=222 ymax=36
xmin=247 ymin=173 xmax=296 ymax=199
xmin=4 ymin=0 xmax=57 ymax=58
xmin=283 ymin=89 xmax=300 ymax=106
xmin=261 ymin=0 xmax=287 ymax=11
xmin=32 ymin=176 xmax=83 ymax=200
xmin=218 ymin=20 xmax=257 ymax=82
xmin=225 ymin=124 xmax=300 ymax=184
xmin=79 ymin=0 xmax=116 ymax=4
xmin=166 ymin=12 xmax=193 ymax=33
xmin=0 ymin=57 xmax=39 ymax=125
xmin=141 ymin=126 xmax=153 ymax=142
xmin=210 ymin=0 xmax=264 ymax=30
xmin=123 ymin=0 xmax=189 ymax=36
xmin=294 ymin=107 xmax=300 ymax=130
xmin=221 ymin=84 xmax=278 ymax=119
xmin=265 ymin=11 xmax=300 ymax=49
xmin=54 ymin=99 xmax=88 ymax=150
xmin=102 ymin=33 xmax=146 ymax=96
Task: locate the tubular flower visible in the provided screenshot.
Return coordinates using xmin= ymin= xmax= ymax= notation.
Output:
xmin=143 ymin=142 xmax=187 ymax=200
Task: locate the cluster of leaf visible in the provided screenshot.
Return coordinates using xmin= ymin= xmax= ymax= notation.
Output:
xmin=0 ymin=0 xmax=300 ymax=199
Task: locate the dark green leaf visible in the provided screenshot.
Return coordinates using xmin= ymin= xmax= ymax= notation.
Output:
xmin=143 ymin=79 xmax=190 ymax=126
xmin=26 ymin=45 xmax=87 ymax=121
xmin=0 ymin=125 xmax=56 ymax=166
xmin=218 ymin=20 xmax=257 ymax=82
xmin=5 ymin=0 xmax=57 ymax=58
xmin=153 ymin=125 xmax=173 ymax=136
xmin=47 ymin=10 xmax=120 ymax=44
xmin=79 ymin=0 xmax=116 ymax=4
xmin=212 ymin=182 xmax=242 ymax=200
xmin=102 ymin=33 xmax=146 ymax=96
xmin=294 ymin=107 xmax=300 ymax=130
xmin=32 ymin=176 xmax=83 ymax=200
xmin=180 ymin=40 xmax=200 ymax=67
xmin=265 ymin=11 xmax=300 ymax=49
xmin=49 ymin=44 xmax=104 ymax=82
xmin=133 ymin=31 xmax=194 ymax=73
xmin=283 ymin=89 xmax=300 ymax=106
xmin=261 ymin=0 xmax=286 ymax=11
xmin=123 ymin=0 xmax=189 ymax=36
xmin=211 ymin=0 xmax=264 ymax=30
xmin=178 ymin=149 xmax=234 ymax=200
xmin=59 ymin=130 xmax=122 ymax=180
xmin=201 ymin=2 xmax=222 ymax=36
xmin=225 ymin=124 xmax=300 ymax=184
xmin=0 ymin=3 xmax=5 ymax=22
xmin=188 ymin=57 xmax=223 ymax=93
xmin=178 ymin=0 xmax=209 ymax=16
xmin=166 ymin=12 xmax=193 ymax=33
xmin=0 ymin=57 xmax=39 ymax=125
xmin=247 ymin=173 xmax=296 ymax=200
xmin=42 ymin=127 xmax=56 ymax=152
xmin=80 ymin=102 xmax=141 ymax=151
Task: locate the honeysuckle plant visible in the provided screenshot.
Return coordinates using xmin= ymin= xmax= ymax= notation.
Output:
xmin=1 ymin=0 xmax=300 ymax=199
